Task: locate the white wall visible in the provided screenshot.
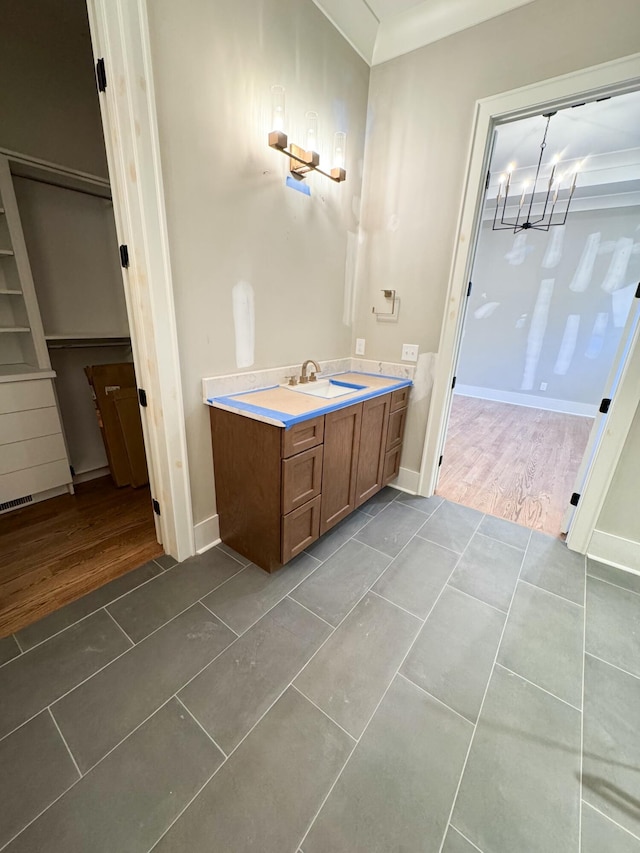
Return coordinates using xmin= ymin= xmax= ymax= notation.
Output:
xmin=457 ymin=209 xmax=640 ymax=410
xmin=596 ymin=400 xmax=640 ymax=552
xmin=146 ymin=0 xmax=370 ymax=526
xmin=355 ymin=0 xmax=640 ymax=473
xmin=50 ymin=345 xmax=133 ymax=476
xmin=14 ymin=178 xmax=128 ymax=337
xmin=0 ymin=0 xmax=108 ymax=177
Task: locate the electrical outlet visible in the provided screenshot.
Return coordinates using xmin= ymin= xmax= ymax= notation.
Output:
xmin=355 ymin=338 xmax=365 ymax=356
xmin=540 ymin=382 xmax=548 ymax=391
xmin=401 ymin=344 xmax=419 ymax=362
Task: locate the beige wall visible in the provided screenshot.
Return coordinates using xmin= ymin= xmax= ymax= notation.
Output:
xmin=146 ymin=0 xmax=370 ymax=525
xmin=0 ymin=0 xmax=108 ymax=176
xmin=597 ymin=401 xmax=640 ymax=544
xmin=356 ymin=0 xmax=640 ymax=472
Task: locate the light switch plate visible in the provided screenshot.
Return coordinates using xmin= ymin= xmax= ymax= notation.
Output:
xmin=355 ymin=338 xmax=366 ymax=356
xmin=401 ymin=343 xmax=419 ymax=362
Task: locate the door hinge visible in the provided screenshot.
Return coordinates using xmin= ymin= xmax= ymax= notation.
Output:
xmin=467 ymin=281 xmax=472 ymax=298
xmin=635 ymin=281 xmax=640 ymax=299
xmin=599 ymin=398 xmax=611 ymax=414
xmin=138 ymin=388 xmax=148 ymax=407
xmin=96 ymin=58 xmax=107 ymax=92
xmin=152 ymin=499 xmax=161 ymax=516
xmin=485 ymin=170 xmax=490 ymax=190
xmin=451 ymin=376 xmax=457 ymax=390
xmin=119 ymin=244 xmax=129 ymax=268
xmin=438 ymin=454 xmax=443 ymax=467
xmin=570 ymin=492 xmax=580 ymax=507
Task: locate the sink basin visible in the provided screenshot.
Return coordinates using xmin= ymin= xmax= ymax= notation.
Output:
xmin=281 ymin=378 xmax=366 ymax=399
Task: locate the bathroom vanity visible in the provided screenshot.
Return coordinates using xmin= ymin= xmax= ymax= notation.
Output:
xmin=207 ymin=371 xmax=411 ymax=572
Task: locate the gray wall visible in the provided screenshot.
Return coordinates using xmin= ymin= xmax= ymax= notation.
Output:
xmin=0 ymin=0 xmax=108 ymax=176
xmin=147 ymin=0 xmax=370 ymax=525
xmin=355 ymin=0 xmax=640 ymax=471
xmin=457 ymin=208 xmax=640 ymax=407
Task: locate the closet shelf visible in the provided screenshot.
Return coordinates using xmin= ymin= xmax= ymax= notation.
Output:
xmin=0 ymin=289 xmax=22 ymax=295
xmin=0 ymin=325 xmax=30 ymax=333
xmin=0 ymin=364 xmax=56 ymax=383
xmin=0 ymin=249 xmax=15 ymax=256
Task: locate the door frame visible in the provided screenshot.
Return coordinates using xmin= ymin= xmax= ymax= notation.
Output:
xmin=85 ymin=0 xmax=195 ymax=560
xmin=417 ymin=52 xmax=640 ymax=553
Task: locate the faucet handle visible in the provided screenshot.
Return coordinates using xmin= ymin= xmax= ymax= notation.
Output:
xmin=285 ymin=375 xmax=298 ymax=386
xmin=308 ymin=370 xmax=318 ymax=382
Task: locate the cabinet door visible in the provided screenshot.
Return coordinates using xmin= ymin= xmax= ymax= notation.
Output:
xmin=386 ymin=407 xmax=407 ymax=451
xmin=355 ymin=394 xmax=390 ymax=507
xmin=320 ymin=402 xmax=362 ymax=535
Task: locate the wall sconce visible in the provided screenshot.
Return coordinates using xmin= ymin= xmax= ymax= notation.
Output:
xmin=268 ymin=86 xmax=346 ymax=183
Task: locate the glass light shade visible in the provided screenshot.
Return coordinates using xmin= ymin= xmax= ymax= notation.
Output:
xmin=305 ymin=111 xmax=318 ymax=152
xmin=333 ymin=132 xmax=346 ymax=169
xmin=271 ymin=85 xmax=285 ymax=132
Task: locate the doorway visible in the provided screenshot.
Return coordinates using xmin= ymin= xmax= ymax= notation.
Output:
xmin=0 ymin=0 xmax=162 ymax=636
xmin=427 ymin=81 xmax=640 ymax=541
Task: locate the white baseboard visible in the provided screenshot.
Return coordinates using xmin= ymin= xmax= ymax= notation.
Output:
xmin=73 ymin=466 xmax=110 ymax=485
xmin=588 ymin=529 xmax=640 ymax=574
xmin=392 ymin=467 xmax=420 ymax=494
xmin=194 ymin=514 xmax=220 ymax=554
xmin=455 ymin=385 xmax=598 ymax=418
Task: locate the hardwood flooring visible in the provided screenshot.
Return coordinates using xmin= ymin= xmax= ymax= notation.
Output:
xmin=437 ymin=395 xmax=594 ymax=537
xmin=0 ymin=476 xmax=162 ymax=637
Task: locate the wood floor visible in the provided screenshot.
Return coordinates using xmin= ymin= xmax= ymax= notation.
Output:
xmin=437 ymin=395 xmax=594 ymax=537
xmin=0 ymin=476 xmax=162 ymax=637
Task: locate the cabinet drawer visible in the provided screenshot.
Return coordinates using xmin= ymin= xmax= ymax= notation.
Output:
xmin=386 ymin=407 xmax=407 ymax=451
xmin=383 ymin=446 xmax=401 ymax=485
xmin=0 ymin=433 xmax=67 ymax=476
xmin=282 ymin=445 xmax=323 ymax=514
xmin=0 ymin=406 xmax=63 ymax=445
xmin=0 ymin=379 xmax=56 ymax=415
xmin=282 ymin=495 xmax=321 ymax=562
xmin=0 ymin=458 xmax=72 ymax=503
xmin=390 ymin=386 xmax=410 ymax=412
xmin=282 ymin=416 xmax=324 ymax=458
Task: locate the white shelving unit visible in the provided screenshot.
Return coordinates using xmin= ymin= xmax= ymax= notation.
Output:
xmin=0 ymin=153 xmax=71 ymax=509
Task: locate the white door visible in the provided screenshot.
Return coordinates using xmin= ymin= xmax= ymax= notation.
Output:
xmin=562 ymin=287 xmax=640 ymax=533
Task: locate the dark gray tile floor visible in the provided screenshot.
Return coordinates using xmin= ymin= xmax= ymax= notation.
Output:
xmin=1 ymin=489 xmax=639 ymax=852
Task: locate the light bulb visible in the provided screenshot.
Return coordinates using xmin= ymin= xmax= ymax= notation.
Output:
xmin=271 ymin=85 xmax=285 ymax=132
xmin=507 ymin=162 xmax=515 ymax=173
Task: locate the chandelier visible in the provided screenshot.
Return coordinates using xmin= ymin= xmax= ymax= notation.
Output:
xmin=493 ymin=111 xmax=580 ymax=233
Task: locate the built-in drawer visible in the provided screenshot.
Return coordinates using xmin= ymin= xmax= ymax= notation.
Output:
xmin=282 ymin=415 xmax=324 ymax=458
xmin=0 ymin=379 xmax=56 ymax=415
xmin=281 ymin=495 xmax=321 ymax=562
xmin=390 ymin=386 xmax=410 ymax=412
xmin=0 ymin=458 xmax=71 ymax=504
xmin=386 ymin=407 xmax=407 ymax=452
xmin=383 ymin=446 xmax=401 ymax=485
xmin=0 ymin=433 xmax=67 ymax=476
xmin=282 ymin=445 xmax=323 ymax=514
xmin=0 ymin=406 xmax=62 ymax=445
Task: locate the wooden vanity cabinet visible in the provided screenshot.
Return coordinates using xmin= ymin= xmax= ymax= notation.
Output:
xmin=210 ymin=387 xmax=409 ymax=572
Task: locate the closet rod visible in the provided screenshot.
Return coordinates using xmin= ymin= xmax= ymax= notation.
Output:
xmin=16 ymin=173 xmax=112 ymax=201
xmin=47 ymin=341 xmax=131 ymax=349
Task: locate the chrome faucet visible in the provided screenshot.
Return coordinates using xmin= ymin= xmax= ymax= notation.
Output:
xmin=299 ymin=359 xmax=321 ymax=384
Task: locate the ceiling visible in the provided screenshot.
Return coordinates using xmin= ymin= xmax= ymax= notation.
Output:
xmin=311 ymin=0 xmax=538 ymax=65
xmin=492 ymin=91 xmax=640 ymax=172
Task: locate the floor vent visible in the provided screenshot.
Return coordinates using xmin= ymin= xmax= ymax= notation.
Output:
xmin=0 ymin=494 xmax=33 ymax=513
